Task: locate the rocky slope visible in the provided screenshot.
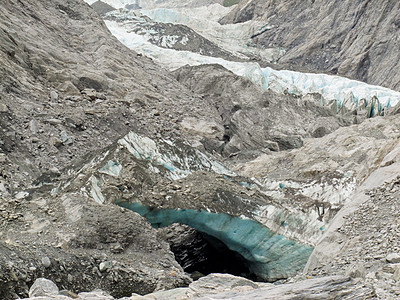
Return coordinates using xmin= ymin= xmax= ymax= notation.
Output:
xmin=173 ymin=64 xmax=353 ymax=158
xmin=220 ymin=0 xmax=400 ymax=91
xmin=2 ymin=0 xmax=400 ymax=299
xmin=0 ymin=0 xmax=226 ymax=195
xmin=309 ymin=178 xmax=400 ymax=299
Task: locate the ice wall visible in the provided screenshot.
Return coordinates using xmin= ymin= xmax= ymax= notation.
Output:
xmin=118 ymin=201 xmax=314 ymax=281
xmin=263 ymin=68 xmax=400 ymax=112
xmin=118 ymin=132 xmax=235 ymax=180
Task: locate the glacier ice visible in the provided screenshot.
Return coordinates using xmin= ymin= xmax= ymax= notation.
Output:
xmin=263 ymin=67 xmax=400 ymax=112
xmin=139 ymin=6 xmax=284 ymax=62
xmin=118 ymin=201 xmax=314 ymax=281
xmin=118 ymin=131 xmax=235 ymax=180
xmin=105 ymin=16 xmax=400 ymax=114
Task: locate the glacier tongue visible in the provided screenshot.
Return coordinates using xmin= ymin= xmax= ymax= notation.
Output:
xmin=263 ymin=67 xmax=400 ymax=112
xmin=140 ymin=6 xmax=285 ymax=63
xmin=105 ymin=16 xmax=400 ymax=113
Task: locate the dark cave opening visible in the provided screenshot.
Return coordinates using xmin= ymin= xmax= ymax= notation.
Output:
xmin=160 ymin=224 xmax=257 ymax=281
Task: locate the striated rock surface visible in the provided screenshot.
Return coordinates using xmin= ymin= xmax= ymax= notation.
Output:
xmin=192 ymin=275 xmax=375 ymax=299
xmin=220 ymin=0 xmax=400 ymax=91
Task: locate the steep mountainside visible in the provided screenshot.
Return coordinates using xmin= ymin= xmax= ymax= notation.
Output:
xmin=220 ymin=0 xmax=400 ymax=91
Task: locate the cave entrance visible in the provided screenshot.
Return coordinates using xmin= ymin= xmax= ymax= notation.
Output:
xmin=158 ymin=224 xmax=257 ymax=281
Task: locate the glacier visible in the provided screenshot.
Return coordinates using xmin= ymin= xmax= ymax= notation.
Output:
xmin=105 ymin=17 xmax=400 ymax=113
xmin=86 ymin=0 xmax=400 ymax=112
xmin=117 ymin=201 xmax=314 ymax=281
xmin=138 ymin=6 xmax=284 ymax=62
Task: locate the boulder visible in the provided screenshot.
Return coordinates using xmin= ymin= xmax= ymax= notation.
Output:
xmin=28 ymin=278 xmax=59 ymax=297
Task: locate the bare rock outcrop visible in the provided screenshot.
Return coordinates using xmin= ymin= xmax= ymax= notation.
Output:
xmin=220 ymin=0 xmax=400 ymax=91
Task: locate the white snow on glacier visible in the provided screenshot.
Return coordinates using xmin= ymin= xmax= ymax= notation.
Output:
xmin=106 ymin=17 xmax=400 ymax=111
xmin=85 ymin=0 xmax=400 ymax=110
xmin=140 ymin=7 xmax=285 ymax=63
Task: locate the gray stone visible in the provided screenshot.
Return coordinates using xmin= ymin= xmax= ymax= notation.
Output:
xmin=345 ymin=262 xmax=366 ymax=279
xmin=50 ymin=91 xmax=59 ymax=101
xmin=15 ymin=191 xmax=29 ymax=199
xmin=99 ymin=261 xmax=112 ymax=272
xmin=29 ymin=120 xmax=38 ymax=134
xmin=46 ymin=118 xmax=62 ymax=125
xmin=386 ymin=253 xmax=400 ymax=263
xmin=127 ymin=287 xmax=189 ymax=300
xmin=28 ymin=278 xmax=59 ymax=297
xmin=0 ymin=103 xmax=8 ymax=112
xmin=393 ymin=266 xmax=400 ymax=281
xmin=187 ymin=273 xmax=259 ymax=298
xmin=41 ymin=256 xmax=51 ymax=268
xmin=60 ymin=130 xmax=73 ymax=145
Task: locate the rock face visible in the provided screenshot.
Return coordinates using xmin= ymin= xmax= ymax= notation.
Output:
xmin=91 ymin=1 xmax=116 ymax=15
xmin=220 ymin=0 xmax=400 ymax=91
